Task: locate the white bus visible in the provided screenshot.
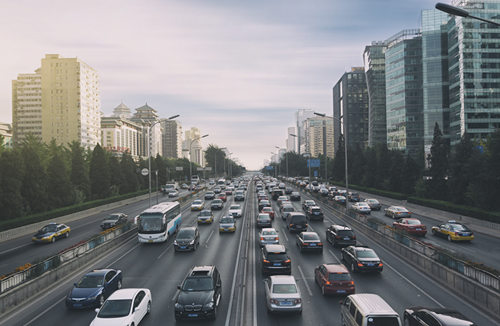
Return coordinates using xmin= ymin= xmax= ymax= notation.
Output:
xmin=136 ymin=201 xmax=182 ymax=243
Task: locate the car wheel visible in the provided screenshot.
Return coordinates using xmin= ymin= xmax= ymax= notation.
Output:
xmin=98 ymin=295 xmax=105 ymax=307
xmin=51 ymin=237 xmax=56 ymax=243
xmin=351 ymin=263 xmax=356 ymax=273
xmin=447 ymin=235 xmax=453 ymax=242
xmin=117 ymin=280 xmax=122 ymax=289
xmin=147 ymin=301 xmax=151 ymax=314
xmin=431 ymin=229 xmax=436 ymax=235
xmin=65 ymin=232 xmax=69 ymax=238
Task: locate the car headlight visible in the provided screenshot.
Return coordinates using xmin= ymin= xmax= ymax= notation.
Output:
xmin=42 ymin=236 xmax=51 ymax=240
xmin=174 ymin=303 xmax=183 ymax=311
xmin=189 ymin=240 xmax=195 ymax=245
xmin=203 ymin=301 xmax=214 ymax=311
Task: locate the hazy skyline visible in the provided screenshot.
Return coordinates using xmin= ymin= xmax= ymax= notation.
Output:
xmin=1 ymin=0 xmax=438 ymax=170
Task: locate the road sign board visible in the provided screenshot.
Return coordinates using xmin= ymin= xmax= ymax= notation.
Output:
xmin=197 ymin=167 xmax=204 ymax=171
xmin=265 ymin=165 xmax=274 ymax=170
xmin=175 ymin=166 xmax=183 ymax=171
xmin=314 ymin=170 xmax=318 ymax=177
xmin=307 ymin=159 xmax=320 ymax=168
xmin=141 ymin=168 xmax=149 ymax=176
xmin=205 ymin=167 xmax=212 ymax=171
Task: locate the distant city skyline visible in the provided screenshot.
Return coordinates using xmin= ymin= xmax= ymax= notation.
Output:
xmin=1 ymin=0 xmax=439 ymax=169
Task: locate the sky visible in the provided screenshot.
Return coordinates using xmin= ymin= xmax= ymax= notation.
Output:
xmin=0 ymin=0 xmax=440 ymax=170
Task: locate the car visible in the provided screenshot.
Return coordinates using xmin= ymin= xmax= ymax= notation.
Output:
xmin=280 ymin=204 xmax=295 ymax=220
xmin=334 ymin=195 xmax=346 ymax=205
xmin=296 ymin=231 xmax=323 ymax=252
xmin=225 ymin=189 xmax=232 ymax=196
xmin=214 ymin=187 xmax=221 ymax=194
xmin=319 ymin=187 xmax=329 ymax=196
xmin=257 ymin=213 xmax=273 ymax=228
xmin=191 ymin=199 xmax=204 ymax=211
xmin=217 ymin=193 xmax=227 ymax=202
xmin=226 ymin=204 xmax=242 ymax=218
xmin=271 ymin=188 xmax=284 ymax=200
xmin=100 ymin=213 xmax=128 ymax=230
xmin=314 ymin=264 xmax=355 ymax=296
xmin=286 ymin=212 xmax=308 ymax=233
xmin=204 ymin=191 xmax=215 ymax=200
xmin=364 ymin=198 xmax=381 ymax=210
xmin=279 ymin=200 xmax=292 ymax=209
xmin=404 ymin=306 xmax=477 ymax=326
xmin=90 ymin=288 xmax=151 ymax=326
xmin=211 ymin=199 xmax=224 ymax=210
xmin=384 ymin=205 xmax=411 ymax=219
xmin=66 ymin=269 xmax=123 ymax=309
xmin=279 ymin=183 xmax=286 ymax=189
xmin=259 ymin=228 xmax=279 ymax=247
xmin=197 ymin=210 xmax=214 ymax=224
xmin=32 ymin=223 xmax=71 ymax=243
xmin=393 ymin=218 xmax=427 ymax=236
xmin=261 ymin=244 xmax=291 ymax=275
xmin=341 ymin=246 xmax=383 ymax=273
xmin=302 ymin=199 xmax=316 ymax=212
xmin=277 ymin=195 xmax=289 ymax=206
xmin=174 ymin=227 xmax=200 ymax=252
xmin=219 ymin=216 xmax=236 ymax=233
xmin=264 ymin=275 xmax=302 ymax=314
xmin=290 ymin=192 xmax=301 ymax=201
xmin=260 ymin=206 xmax=275 ymax=220
xmin=168 ymin=190 xmax=179 ymax=197
xmin=181 ymin=183 xmax=189 ymax=189
xmin=326 ymin=225 xmax=356 ymax=247
xmin=285 ymin=187 xmax=293 ymax=195
xmin=431 ymin=220 xmax=474 ymax=242
xmin=258 ymin=199 xmax=271 ymax=211
xmin=306 ymin=206 xmax=324 ymax=221
xmin=234 ymin=190 xmax=245 ymax=201
xmin=348 ymin=192 xmax=360 ymax=202
xmin=174 ymin=266 xmax=221 ymax=320
xmin=257 ymin=194 xmax=269 ymax=202
xmin=351 ymin=202 xmax=371 ymax=214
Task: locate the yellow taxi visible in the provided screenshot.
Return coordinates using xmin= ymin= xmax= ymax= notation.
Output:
xmin=431 ymin=220 xmax=474 ymax=242
xmin=32 ymin=223 xmax=71 ymax=243
xmin=190 ymin=199 xmax=204 ymax=211
xmin=197 ymin=210 xmax=214 ymax=224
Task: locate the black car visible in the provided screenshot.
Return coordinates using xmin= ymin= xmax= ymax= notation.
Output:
xmin=257 ymin=214 xmax=272 ymax=228
xmin=348 ymin=192 xmax=360 ymax=202
xmin=302 ymin=200 xmax=316 ymax=212
xmin=258 ymin=200 xmax=271 ymax=211
xmin=296 ymin=232 xmax=323 ymax=252
xmin=210 ymin=199 xmax=224 ymax=210
xmin=174 ymin=227 xmax=200 ymax=252
xmin=261 ymin=244 xmax=291 ymax=275
xmin=341 ymin=246 xmax=383 ymax=273
xmin=66 ymin=269 xmax=122 ymax=309
xmin=174 ymin=265 xmax=222 ymax=321
xmin=271 ymin=188 xmax=284 ymax=200
xmin=306 ymin=206 xmax=324 ymax=221
xmin=285 ymin=187 xmax=293 ymax=195
xmin=100 ymin=213 xmax=127 ymax=230
xmin=286 ymin=212 xmax=308 ymax=233
xmin=204 ymin=191 xmax=215 ymax=200
xmin=326 ymin=225 xmax=356 ymax=247
xmin=290 ymin=192 xmax=301 ymax=201
xmin=404 ymin=307 xmax=476 ymax=326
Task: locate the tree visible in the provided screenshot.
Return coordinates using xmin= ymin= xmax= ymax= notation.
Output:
xmin=0 ymin=150 xmax=24 ymax=220
xmin=108 ymin=155 xmax=122 ymax=196
xmin=205 ymin=145 xmax=227 ymax=178
xmin=20 ymin=136 xmax=48 ymax=214
xmin=427 ymin=123 xmax=449 ymax=200
xmin=401 ymin=154 xmax=420 ymax=195
xmin=362 ymin=147 xmax=377 ymax=188
xmin=119 ymin=152 xmax=139 ymax=194
xmin=70 ymin=141 xmax=89 ymax=201
xmin=47 ymin=152 xmax=74 ymax=208
xmin=332 ymin=135 xmax=345 ymax=182
xmin=448 ymin=134 xmax=474 ymax=204
xmin=89 ymin=144 xmax=110 ymax=199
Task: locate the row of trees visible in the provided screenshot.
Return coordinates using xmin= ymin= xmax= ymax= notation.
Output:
xmin=0 ymin=137 xmax=245 ymax=221
xmin=266 ymin=124 xmax=500 ymax=211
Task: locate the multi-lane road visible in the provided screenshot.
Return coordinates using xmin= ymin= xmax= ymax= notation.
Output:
xmin=0 ymin=179 xmax=497 ymax=326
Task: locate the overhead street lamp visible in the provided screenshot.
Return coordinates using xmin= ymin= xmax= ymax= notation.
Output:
xmin=275 ymin=146 xmax=281 ymax=177
xmin=189 ymin=134 xmax=209 ymax=186
xmin=288 ymin=133 xmax=297 ymax=178
xmin=147 ymin=114 xmax=179 ymax=207
xmin=436 ymin=2 xmax=500 ymax=26
xmin=314 ymin=111 xmax=349 ymax=206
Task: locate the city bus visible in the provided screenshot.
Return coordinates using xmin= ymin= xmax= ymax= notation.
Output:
xmin=136 ymin=201 xmax=181 ymax=243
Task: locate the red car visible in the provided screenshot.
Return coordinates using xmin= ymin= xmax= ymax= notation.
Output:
xmin=260 ymin=207 xmax=275 ymax=220
xmin=393 ymin=218 xmax=427 ymax=236
xmin=217 ymin=193 xmax=227 ymax=202
xmin=314 ymin=263 xmax=355 ymax=296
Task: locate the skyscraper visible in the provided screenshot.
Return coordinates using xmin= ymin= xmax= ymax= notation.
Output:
xmin=304 ymin=117 xmax=334 ymax=158
xmin=131 ymin=103 xmax=162 ymax=157
xmin=385 ymin=30 xmax=424 ymax=158
xmin=286 ymin=126 xmax=296 ymax=152
xmin=295 ymin=109 xmax=315 ymax=154
xmin=12 ymin=72 xmax=42 ymax=145
xmin=161 ymin=119 xmax=182 ymax=159
xmin=183 ymin=127 xmax=203 ymax=166
xmin=363 ymin=42 xmax=388 ymax=147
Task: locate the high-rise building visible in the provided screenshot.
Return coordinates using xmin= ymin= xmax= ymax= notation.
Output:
xmin=304 ymin=117 xmax=334 ymax=159
xmin=363 ymin=42 xmax=388 ymax=147
xmin=12 ymin=72 xmax=42 ymax=145
xmin=295 ymin=109 xmax=315 ymax=155
xmin=385 ymin=30 xmax=424 ymax=158
xmin=40 ymin=54 xmax=101 ymax=148
xmin=286 ymin=126 xmax=296 ymax=152
xmin=131 ymin=103 xmax=162 ymax=158
xmin=332 ymin=67 xmax=369 ymax=153
xmin=422 ymin=9 xmax=450 ymax=159
xmin=101 ymin=116 xmax=141 ymax=159
xmin=161 ymin=119 xmax=182 ymax=159
xmin=447 ymin=0 xmax=500 ymax=144
xmin=183 ymin=127 xmax=203 ymax=166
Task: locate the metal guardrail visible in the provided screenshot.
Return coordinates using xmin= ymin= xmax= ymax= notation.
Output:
xmin=0 ymin=223 xmax=133 ymax=295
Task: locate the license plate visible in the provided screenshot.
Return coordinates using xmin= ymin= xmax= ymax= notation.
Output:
xmin=337 ymin=290 xmax=346 ymax=293
xmin=148 ymin=240 xmax=153 ymax=243
xmin=273 ymin=263 xmax=281 ymax=266
xmin=343 ymin=237 xmax=350 ymax=240
xmin=280 ymin=301 xmax=292 ymax=306
xmin=366 ymin=263 xmax=374 ymax=266
xmin=309 ymin=243 xmax=316 ymax=246
xmin=415 ymin=228 xmax=421 ymax=231
xmin=180 ymin=246 xmax=186 ymax=249
xmin=73 ymin=303 xmax=82 ymax=307
xmin=188 ymin=313 xmax=198 ymax=317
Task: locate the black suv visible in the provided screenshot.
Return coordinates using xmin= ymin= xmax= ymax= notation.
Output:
xmin=286 ymin=212 xmax=308 ymax=233
xmin=306 ymin=206 xmax=324 ymax=221
xmin=261 ymin=244 xmax=291 ymax=275
xmin=348 ymin=192 xmax=360 ymax=202
xmin=174 ymin=265 xmax=222 ymax=320
xmin=271 ymin=188 xmax=284 ymax=200
xmin=341 ymin=246 xmax=383 ymax=273
xmin=290 ymin=192 xmax=301 ymax=201
xmin=326 ymin=225 xmax=356 ymax=247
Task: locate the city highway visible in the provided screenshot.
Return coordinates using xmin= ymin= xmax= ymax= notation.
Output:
xmin=0 ymin=179 xmax=496 ymax=326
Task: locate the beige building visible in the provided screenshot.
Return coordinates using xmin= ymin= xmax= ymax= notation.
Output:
xmin=130 ymin=103 xmax=162 ymax=158
xmin=40 ymin=54 xmax=101 ymax=148
xmin=0 ymin=123 xmax=13 ymax=149
xmin=101 ymin=103 xmax=142 ymax=159
xmin=161 ymin=119 xmax=182 ymax=159
xmin=304 ymin=117 xmax=334 ymax=159
xmin=182 ymin=127 xmax=204 ymax=166
xmin=12 ymin=72 xmax=42 ymax=145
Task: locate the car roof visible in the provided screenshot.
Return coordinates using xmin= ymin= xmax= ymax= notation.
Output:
xmin=331 ymin=224 xmax=352 ymax=230
xmin=269 ymin=275 xmax=296 ymax=284
xmin=261 ymin=228 xmax=277 ymax=232
xmin=301 ymin=231 xmax=319 ymax=237
xmin=85 ymin=269 xmax=114 ymax=276
xmin=348 ymin=294 xmax=397 ymax=315
xmin=323 ymin=263 xmax=349 ymax=273
xmin=191 ymin=265 xmax=215 ymax=275
xmin=264 ymin=244 xmax=286 ymax=252
xmin=107 ymin=288 xmax=144 ymax=300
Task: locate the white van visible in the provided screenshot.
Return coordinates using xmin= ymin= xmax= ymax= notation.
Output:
xmin=340 ymin=293 xmax=401 ymax=326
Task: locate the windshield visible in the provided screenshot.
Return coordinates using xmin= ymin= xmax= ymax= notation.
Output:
xmin=230 ymin=205 xmax=240 ymax=210
xmin=258 ymin=215 xmax=270 ymax=221
xmin=450 ymin=224 xmax=470 ymax=232
xmin=262 ymin=230 xmax=277 ymax=236
xmin=76 ymin=275 xmax=104 ymax=288
xmin=267 ymin=252 xmax=287 ymax=261
xmin=406 ymin=219 xmax=421 ymax=225
xmin=139 ymin=213 xmax=165 ymax=233
xmin=199 ymin=211 xmax=211 ymax=216
xmin=356 ymin=249 xmax=378 ymax=259
xmin=212 ymin=200 xmax=222 ymax=204
xmin=193 ymin=200 xmax=202 ymax=205
xmin=106 ymin=215 xmax=119 ymax=221
xmin=329 ymin=273 xmax=351 ymax=282
xmin=40 ymin=225 xmax=57 ymax=233
xmin=220 ymin=217 xmax=234 ymax=224
xmin=272 ymin=284 xmax=297 ymax=294
xmin=283 ymin=207 xmax=294 ymax=212
xmin=338 ymin=230 xmax=354 ymax=237
xmin=97 ymin=299 xmax=132 ymax=318
xmin=182 ymin=277 xmax=213 ymax=291
xmin=177 ymin=229 xmax=195 ymax=239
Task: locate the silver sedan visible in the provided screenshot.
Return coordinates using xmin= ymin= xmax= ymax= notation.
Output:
xmin=259 ymin=228 xmax=279 ymax=247
xmin=264 ymin=275 xmax=302 ymax=314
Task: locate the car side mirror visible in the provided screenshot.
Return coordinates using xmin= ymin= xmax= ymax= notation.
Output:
xmin=177 ymin=285 xmax=181 ymax=290
xmin=95 ymin=308 xmax=100 ymax=314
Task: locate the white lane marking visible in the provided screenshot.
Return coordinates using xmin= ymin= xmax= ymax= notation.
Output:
xmin=0 ymin=243 xmax=31 ymax=255
xmin=24 ymin=297 xmax=65 ymax=326
xmin=252 ymin=213 xmax=257 ymax=326
xmin=205 ymin=230 xmax=215 ymax=247
xmin=157 ymin=244 xmax=172 ymax=260
xmin=328 ymin=249 xmax=342 ymax=264
xmin=297 ymin=264 xmax=313 ymax=297
xmin=282 ymin=230 xmax=289 ymax=242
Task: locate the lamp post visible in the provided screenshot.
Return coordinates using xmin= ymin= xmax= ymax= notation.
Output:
xmin=275 ymin=146 xmax=282 ymax=178
xmin=288 ymin=133 xmax=297 ymax=178
xmin=314 ymin=111 xmax=348 ymax=205
xmin=436 ymin=2 xmax=500 ymax=26
xmin=189 ymin=134 xmax=209 ymax=187
xmin=147 ymin=114 xmax=179 ymax=207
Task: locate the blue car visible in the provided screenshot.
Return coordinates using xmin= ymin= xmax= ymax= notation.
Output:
xmin=65 ymin=269 xmax=122 ymax=309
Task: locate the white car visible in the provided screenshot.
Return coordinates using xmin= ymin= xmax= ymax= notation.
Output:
xmin=190 ymin=200 xmax=204 ymax=211
xmin=228 ymin=204 xmax=242 ymax=218
xmin=90 ymin=288 xmax=151 ymax=326
xmin=264 ymin=275 xmax=302 ymax=314
xmin=352 ymin=202 xmax=371 ymax=214
xmin=259 ymin=228 xmax=279 ymax=246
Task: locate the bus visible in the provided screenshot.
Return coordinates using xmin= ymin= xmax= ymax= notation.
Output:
xmin=136 ymin=201 xmax=181 ymax=243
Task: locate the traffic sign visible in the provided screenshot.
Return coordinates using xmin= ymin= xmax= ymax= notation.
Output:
xmin=307 ymin=159 xmax=320 ymax=168
xmin=265 ymin=165 xmax=274 ymax=170
xmin=175 ymin=166 xmax=183 ymax=171
xmin=141 ymin=168 xmax=149 ymax=176
xmin=197 ymin=167 xmax=204 ymax=171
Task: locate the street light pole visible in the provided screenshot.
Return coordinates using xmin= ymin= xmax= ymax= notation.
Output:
xmin=288 ymin=133 xmax=297 ymax=178
xmin=189 ymin=134 xmax=209 ymax=187
xmin=147 ymin=114 xmax=179 ymax=207
xmin=436 ymin=2 xmax=500 ymax=27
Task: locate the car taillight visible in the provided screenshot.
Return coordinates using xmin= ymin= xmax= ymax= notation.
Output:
xmin=352 ymin=235 xmax=356 ymax=239
xmin=270 ymin=299 xmax=278 ymax=304
xmin=284 ymin=259 xmax=291 ymax=263
xmin=263 ymin=259 xmax=270 ymax=263
xmin=357 ymin=262 xmax=363 ymax=267
xmin=260 ymin=237 xmax=264 ymax=241
xmin=289 ymin=224 xmax=293 ymax=228
xmin=455 ymin=232 xmax=459 ymax=235
xmin=335 ymin=235 xmax=341 ymax=239
xmin=348 ymin=281 xmax=354 ymax=285
xmin=378 ymin=262 xmax=383 ymax=267
xmin=325 ymin=281 xmax=331 ymax=285
xmin=275 ymin=237 xmax=279 ymax=241
xmin=318 ymin=242 xmax=323 ymax=246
